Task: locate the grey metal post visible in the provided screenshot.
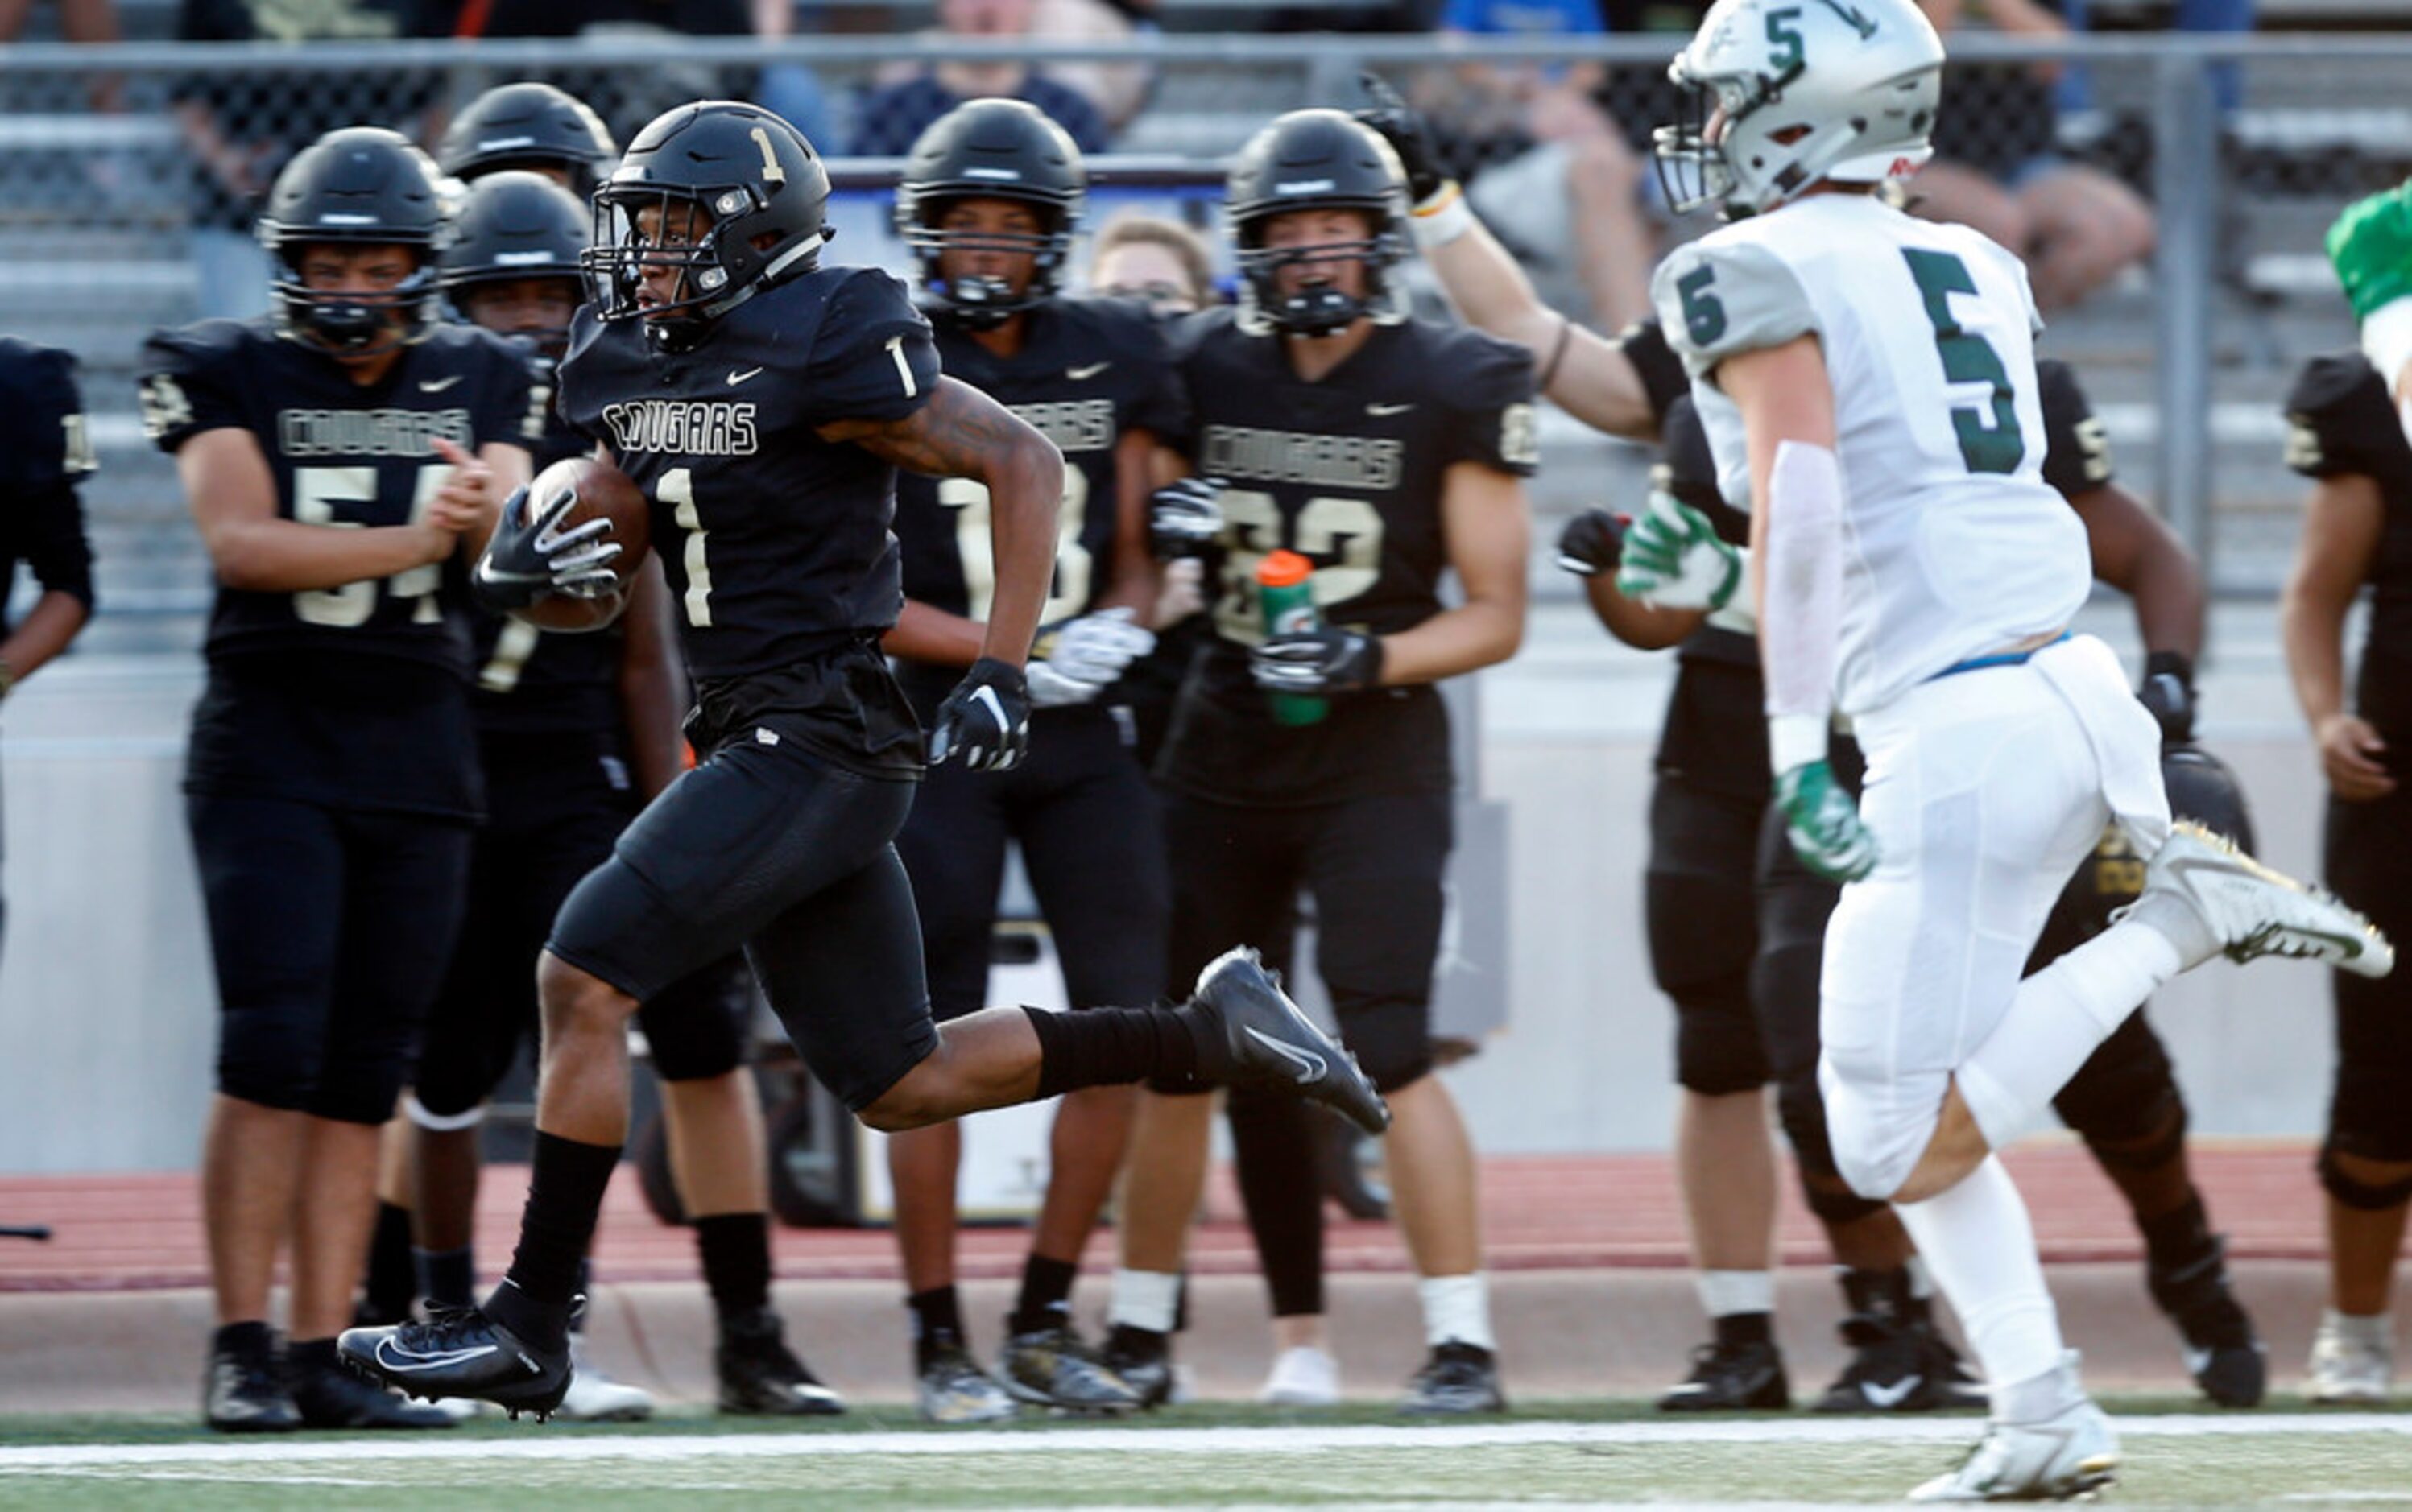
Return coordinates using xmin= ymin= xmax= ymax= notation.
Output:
xmin=2151 ymin=49 xmax=2220 ymax=579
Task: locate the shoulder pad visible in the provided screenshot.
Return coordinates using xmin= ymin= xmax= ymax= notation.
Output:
xmin=2283 ymin=351 xmax=2406 ymax=481
xmin=2036 ymin=358 xmax=2115 ymax=498
xmin=1650 ymin=236 xmax=1818 ymax=379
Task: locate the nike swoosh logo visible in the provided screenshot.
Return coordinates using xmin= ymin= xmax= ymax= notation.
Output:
xmin=374 ymin=1339 xmax=499 ymax=1374
xmin=419 ymin=375 xmax=463 ymax=393
xmin=1067 ymin=362 xmax=1111 ymax=381
xmin=970 ymin=684 xmax=1008 ymax=730
xmin=1366 ymin=402 xmax=1413 ymax=417
xmin=1860 ymin=1374 xmax=1920 ymax=1408
xmin=1243 ymin=1025 xmax=1325 ymax=1085
xmin=728 ymin=366 xmax=764 ymax=386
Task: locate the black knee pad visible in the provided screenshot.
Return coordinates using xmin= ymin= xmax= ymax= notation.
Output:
xmin=1774 ymin=1070 xmax=1886 ymax=1225
xmin=2319 ymin=1141 xmax=2412 ymax=1211
xmin=1336 ymin=997 xmax=1434 ymax=1095
xmin=2054 ymin=1012 xmax=2189 ymax=1169
xmin=1673 ymin=981 xmax=1769 ymax=1097
xmin=642 ymin=956 xmax=754 ymax=1083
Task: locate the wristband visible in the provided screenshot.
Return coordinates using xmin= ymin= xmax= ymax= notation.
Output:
xmin=1768 ymin=711 xmax=1830 ymax=776
xmin=1409 ymin=181 xmax=1473 ymax=250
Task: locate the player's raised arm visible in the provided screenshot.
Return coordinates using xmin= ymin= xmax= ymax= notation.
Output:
xmin=822 ymin=375 xmax=1065 ymax=671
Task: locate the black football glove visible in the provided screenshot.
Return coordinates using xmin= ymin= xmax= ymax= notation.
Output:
xmin=1250 ymin=627 xmax=1384 ymax=696
xmin=1355 ymin=72 xmax=1448 ymax=205
xmin=928 ymin=657 xmax=1031 ymax=771
xmin=2138 ymin=649 xmax=2197 ymax=746
xmin=472 ymin=482 xmax=621 ymax=611
xmin=1149 ymin=476 xmax=1225 ymax=561
xmin=1554 ymin=508 xmax=1628 ymax=577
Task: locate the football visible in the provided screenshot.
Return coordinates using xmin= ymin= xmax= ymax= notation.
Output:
xmin=510 ymin=454 xmax=651 ymax=630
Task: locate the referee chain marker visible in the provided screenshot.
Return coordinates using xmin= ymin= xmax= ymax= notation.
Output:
xmin=2 ymin=1413 xmax=2407 ymax=1473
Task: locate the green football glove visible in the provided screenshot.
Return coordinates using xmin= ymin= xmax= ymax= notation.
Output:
xmin=1774 ymin=759 xmax=1879 ymax=883
xmin=1614 ymin=490 xmax=1742 ymax=612
xmin=2326 ymin=182 xmax=2412 ymax=324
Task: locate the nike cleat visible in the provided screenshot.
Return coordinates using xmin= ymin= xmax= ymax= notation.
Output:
xmin=1816 ymin=1269 xmax=1984 ymax=1413
xmin=204 ymin=1341 xmax=300 ymax=1434
xmin=717 ymin=1306 xmax=846 ymax=1416
xmin=915 ymin=1338 xmax=1019 ymax=1424
xmin=997 ymin=1319 xmax=1141 ymax=1413
xmin=2307 ymin=1308 xmax=2393 ymax=1405
xmin=1101 ymin=1324 xmax=1185 ymax=1409
xmin=2148 ymin=1237 xmax=2265 ymax=1408
xmin=1400 ymin=1341 xmax=1505 ymax=1415
xmin=1908 ymin=1398 xmax=2120 ymax=1502
xmin=289 ymin=1356 xmax=458 ymax=1430
xmin=1661 ymin=1338 xmax=1789 ymax=1412
xmin=337 ymin=1303 xmax=569 ymax=1419
xmin=1191 ymin=947 xmax=1390 ymax=1135
xmin=2130 ymin=822 xmax=2393 ymax=977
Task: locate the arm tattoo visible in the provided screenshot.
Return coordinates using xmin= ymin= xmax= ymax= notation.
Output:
xmin=824 ymin=378 xmax=1032 ymax=481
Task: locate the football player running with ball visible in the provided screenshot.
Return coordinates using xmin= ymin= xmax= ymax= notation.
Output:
xmin=881 ymin=99 xmax=1188 ymax=1423
xmin=339 ymin=101 xmax=1383 ymax=1421
xmin=1635 ymin=0 xmax=2387 ymax=1498
xmin=1104 ymin=109 xmax=1534 ymax=1415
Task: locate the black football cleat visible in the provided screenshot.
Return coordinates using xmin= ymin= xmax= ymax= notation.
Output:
xmin=1101 ymin=1324 xmax=1179 ymax=1409
xmin=337 ymin=1302 xmax=569 ymax=1419
xmin=205 ymin=1341 xmax=300 ymax=1433
xmin=1191 ymin=947 xmax=1390 ymax=1135
xmin=717 ymin=1306 xmax=847 ymax=1416
xmin=289 ymin=1355 xmax=458 ymax=1430
xmin=1401 ymin=1341 xmax=1506 ymax=1415
xmin=1814 ymin=1269 xmax=1984 ymax=1413
xmin=1660 ymin=1338 xmax=1789 ymax=1411
xmin=2149 ymin=1236 xmax=2267 ymax=1407
xmin=998 ymin=1317 xmax=1141 ymax=1413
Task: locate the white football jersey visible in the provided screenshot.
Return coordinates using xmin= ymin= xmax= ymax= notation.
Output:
xmin=1652 ymin=193 xmax=2091 ymax=717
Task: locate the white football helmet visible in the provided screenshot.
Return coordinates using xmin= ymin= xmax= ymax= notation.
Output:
xmin=1653 ymin=0 xmax=1946 ymax=218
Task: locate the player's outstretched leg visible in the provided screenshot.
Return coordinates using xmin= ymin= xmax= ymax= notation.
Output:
xmin=2127 ymin=822 xmax=2393 ymax=977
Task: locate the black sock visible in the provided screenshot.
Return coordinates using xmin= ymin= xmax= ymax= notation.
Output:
xmin=695 ymin=1212 xmax=772 ymax=1320
xmin=361 ymin=1200 xmax=416 ymax=1322
xmin=2141 ymin=1192 xmax=2215 ymax=1273
xmin=910 ymin=1285 xmax=964 ymax=1365
xmin=286 ymin=1336 xmax=338 ymax=1378
xmin=213 ymin=1320 xmax=275 ymax=1361
xmin=1027 ymin=1005 xmax=1208 ymax=1101
xmin=499 ymin=1131 xmax=620 ymax=1312
xmin=1715 ymin=1311 xmax=1774 ymax=1349
xmin=1011 ymin=1254 xmax=1079 ymax=1333
xmin=415 ymin=1246 xmax=476 ymax=1309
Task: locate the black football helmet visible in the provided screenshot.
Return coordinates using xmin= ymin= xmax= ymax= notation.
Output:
xmin=1224 ymin=109 xmax=1408 ymax=337
xmin=583 ymin=100 xmax=831 ymax=352
xmin=436 ymin=81 xmax=617 ymax=192
xmin=441 ymin=171 xmax=589 ymax=357
xmin=894 ymin=99 xmax=1086 ymax=331
xmin=256 ymin=126 xmax=450 ymax=356
xmin=2035 ymin=742 xmax=2259 ymax=964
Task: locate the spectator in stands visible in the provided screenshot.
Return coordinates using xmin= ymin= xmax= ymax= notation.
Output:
xmin=450 ymin=0 xmax=763 ymax=143
xmin=1906 ymin=0 xmax=2156 ymax=312
xmin=1090 ymin=212 xmax=1218 ymax=316
xmin=851 ymin=0 xmax=1111 ymax=157
xmin=1032 ymin=0 xmax=1154 ymax=132
xmin=751 ymin=0 xmax=838 ymax=153
xmin=173 ymin=0 xmax=446 ymax=320
xmin=0 ymin=1 xmax=123 ymax=110
xmin=1404 ymin=0 xmax=1657 ymax=328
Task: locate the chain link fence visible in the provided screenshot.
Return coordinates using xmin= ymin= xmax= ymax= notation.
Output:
xmin=5 ymin=34 xmax=2411 ymax=635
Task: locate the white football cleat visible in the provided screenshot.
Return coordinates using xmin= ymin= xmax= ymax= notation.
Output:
xmin=1908 ymin=1398 xmax=2120 ymax=1502
xmin=2129 ymin=823 xmax=2393 ymax=978
xmin=1257 ymin=1345 xmax=1342 ymax=1407
xmin=2307 ymin=1309 xmax=2393 ymax=1405
xmin=555 ymin=1336 xmax=656 ymax=1422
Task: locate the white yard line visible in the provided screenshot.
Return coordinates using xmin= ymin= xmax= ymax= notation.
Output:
xmin=0 ymin=1412 xmax=2406 ymax=1473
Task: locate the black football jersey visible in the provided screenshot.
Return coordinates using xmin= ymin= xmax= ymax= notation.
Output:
xmin=2286 ymin=351 xmax=2412 ymax=754
xmin=557 ymin=266 xmax=941 ymax=681
xmin=140 ymin=319 xmax=536 ymax=819
xmin=141 ymin=317 xmax=541 ymax=675
xmin=1158 ymin=311 xmax=1537 ymax=807
xmin=470 ymin=353 xmax=623 ymax=737
xmin=891 ymin=297 xmax=1188 ymax=716
xmin=0 ymin=337 xmax=97 ymax=623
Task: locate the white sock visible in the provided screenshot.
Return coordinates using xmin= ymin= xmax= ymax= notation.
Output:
xmin=1956 ymin=921 xmax=2183 ymax=1150
xmin=1892 ymin=1155 xmax=2067 ymax=1403
xmin=1419 ymin=1272 xmax=1494 ymax=1352
xmin=2326 ymin=1306 xmax=2394 ymax=1344
xmin=1695 ymin=1269 xmax=1775 ymax=1320
xmin=1107 ymin=1268 xmax=1181 ymax=1334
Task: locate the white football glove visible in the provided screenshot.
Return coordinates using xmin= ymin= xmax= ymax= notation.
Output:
xmin=1026 ymin=607 xmax=1156 ymax=708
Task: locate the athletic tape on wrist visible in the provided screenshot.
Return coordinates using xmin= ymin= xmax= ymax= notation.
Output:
xmin=1409 ymin=182 xmax=1472 ymax=250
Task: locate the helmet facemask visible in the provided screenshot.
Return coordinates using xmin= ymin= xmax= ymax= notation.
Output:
xmin=1232 ymin=212 xmax=1406 ymax=337
xmin=900 ymin=196 xmax=1078 ymax=332
xmin=269 ymin=240 xmax=441 ymax=358
xmin=584 ymin=181 xmax=821 ymax=353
